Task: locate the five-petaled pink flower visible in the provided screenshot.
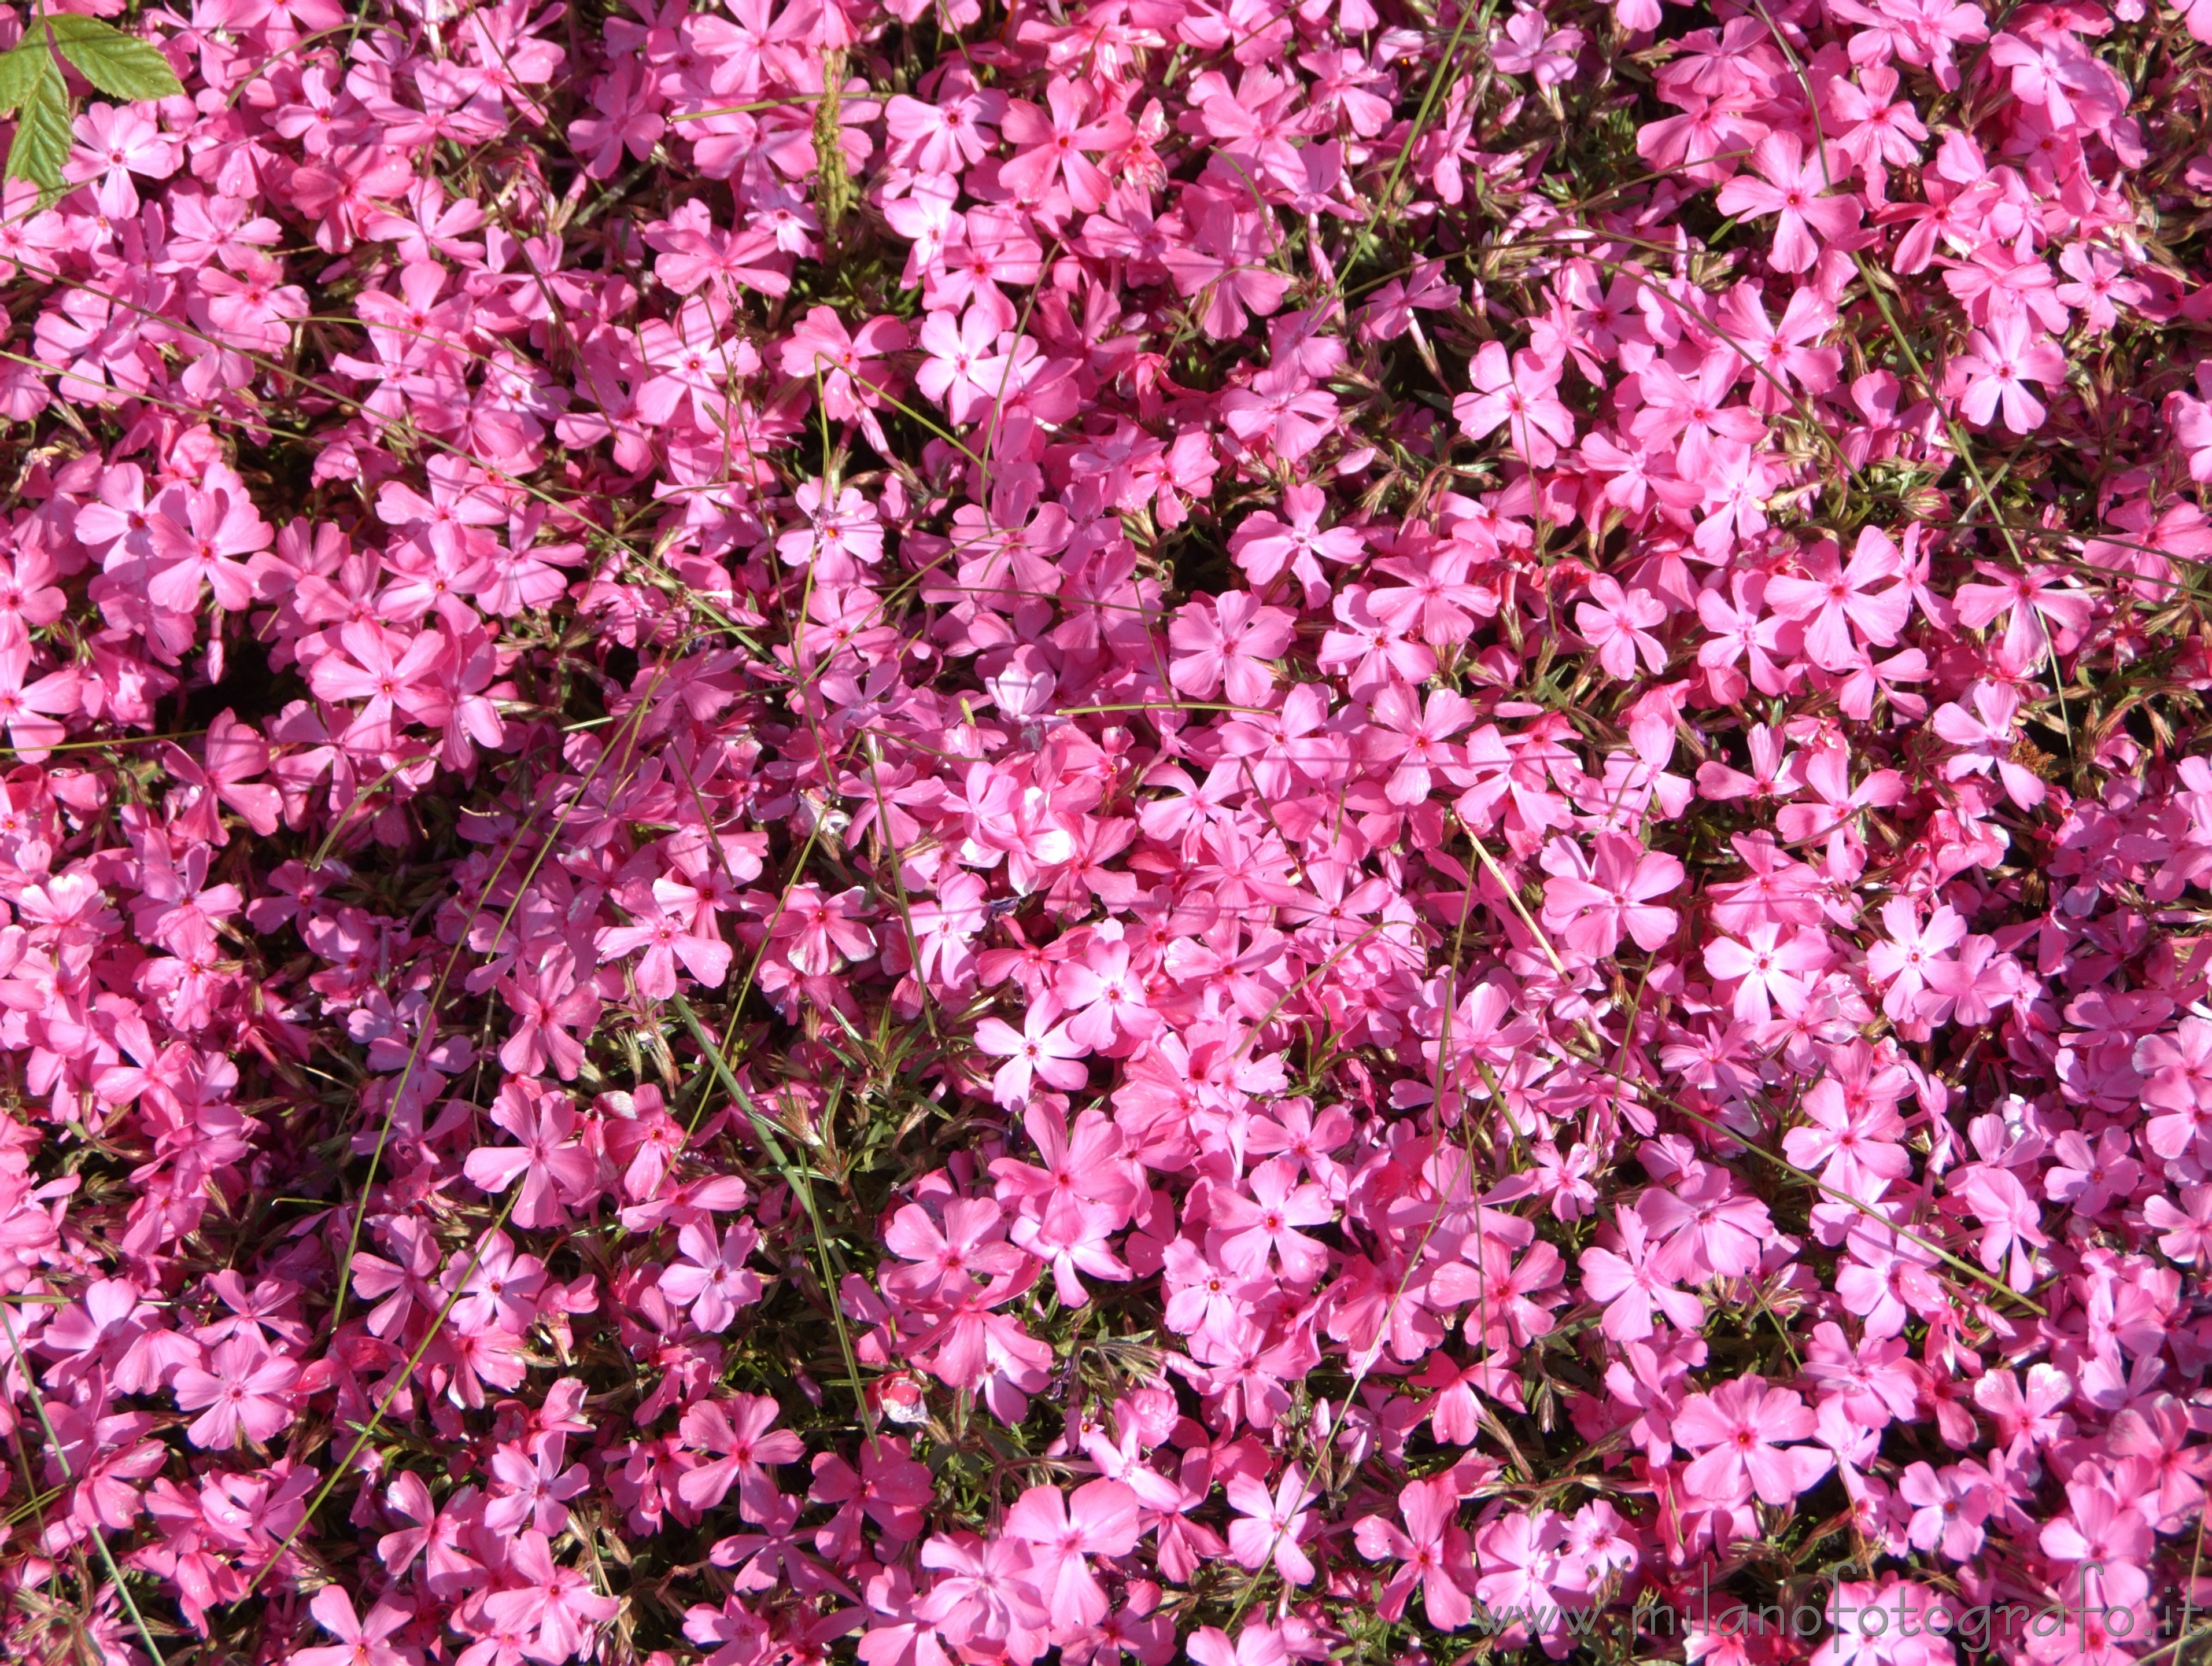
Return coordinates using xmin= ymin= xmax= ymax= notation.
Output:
xmin=1674 ymin=1374 xmax=1834 ymax=1505
xmin=1715 ymin=134 xmax=1863 ymax=272
xmin=172 ymin=1335 xmax=300 ymax=1449
xmin=1951 ymin=310 xmax=2068 ymax=434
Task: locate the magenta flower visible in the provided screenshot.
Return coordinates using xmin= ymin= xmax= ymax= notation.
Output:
xmin=1575 ymin=576 xmax=1668 ymax=679
xmin=1579 ymin=1210 xmax=1705 ymax=1341
xmin=1224 ymin=1462 xmax=1319 ymax=1585
xmin=172 ymin=1336 xmax=300 ymax=1450
xmin=65 ymin=102 xmax=180 ymax=219
xmin=1714 ymin=134 xmax=1862 ymax=272
xmin=1950 ymin=310 xmax=2067 ymax=434
xmin=290 ymin=1587 xmax=419 ymax=1666
xmin=658 ymin=1220 xmax=765 ymax=1332
xmin=677 ymin=1394 xmax=806 ymax=1519
xmin=1209 ymin=1158 xmax=1334 ymax=1282
xmin=1353 ymin=1476 xmax=1474 ymax=1629
xmin=463 ymin=1081 xmax=597 ymax=1229
xmin=1003 ymin=1479 xmax=1140 ymax=1626
xmin=974 ymin=999 xmax=1090 ymax=1107
xmin=998 ymin=78 xmax=1132 ymax=212
xmin=1540 ymin=832 xmax=1685 ymax=959
xmin=596 ymin=897 xmax=734 ymax=1001
xmin=1674 ymin=1375 xmax=1832 ymax=1505
xmin=1764 ymin=528 xmax=1910 ymax=672
xmin=1454 ymin=341 xmax=1575 ymax=466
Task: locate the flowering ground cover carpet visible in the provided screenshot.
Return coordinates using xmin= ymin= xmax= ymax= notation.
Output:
xmin=0 ymin=1 xmax=2209 ymax=1665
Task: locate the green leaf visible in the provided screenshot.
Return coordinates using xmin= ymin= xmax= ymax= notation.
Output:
xmin=6 ymin=54 xmax=72 ymax=201
xmin=0 ymin=43 xmax=46 ymax=117
xmin=35 ymin=14 xmax=180 ymax=103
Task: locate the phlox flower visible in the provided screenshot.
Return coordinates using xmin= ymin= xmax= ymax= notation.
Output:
xmin=1353 ymin=1475 xmax=1474 ymax=1629
xmin=1811 ymin=1575 xmax=1958 ymax=1666
xmin=463 ymin=1081 xmax=596 ymax=1229
xmin=172 ymin=1336 xmax=299 ymax=1450
xmin=658 ymin=1221 xmax=765 ymax=1332
xmin=982 ymin=1000 xmax=1092 ymax=1106
xmin=1714 ymin=134 xmax=1862 ymax=272
xmin=1539 ymin=832 xmax=1685 ymax=959
xmin=1950 ymin=311 xmax=2067 ymax=434
xmin=1003 ymin=1479 xmax=1140 ymax=1627
xmin=1224 ymin=1463 xmax=1319 ymax=1584
xmin=1454 ymin=341 xmax=1575 ymax=466
xmin=1580 ymin=1210 xmax=1705 ymax=1341
xmin=1674 ymin=1375 xmax=1833 ymax=1506
xmin=291 ymin=1587 xmax=419 ymax=1666
xmin=1209 ymin=1158 xmax=1333 ymax=1282
xmin=65 ymin=101 xmax=180 ymax=219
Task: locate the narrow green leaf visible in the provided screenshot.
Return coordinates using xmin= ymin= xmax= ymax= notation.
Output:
xmin=6 ymin=56 xmax=71 ymax=200
xmin=36 ymin=14 xmax=181 ymax=103
xmin=0 ymin=43 xmax=45 ymax=117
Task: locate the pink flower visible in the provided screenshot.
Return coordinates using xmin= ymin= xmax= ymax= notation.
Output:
xmin=1763 ymin=528 xmax=1910 ymax=672
xmin=1168 ymin=593 xmax=1295 ymax=707
xmin=884 ymin=83 xmax=1006 ymax=174
xmin=1540 ymin=832 xmax=1685 ymax=959
xmin=1714 ymin=134 xmax=1862 ymax=272
xmin=677 ymin=1394 xmax=805 ymax=1520
xmin=1575 ymin=576 xmax=1668 ymax=679
xmin=172 ymin=1336 xmax=300 ymax=1450
xmin=0 ymin=638 xmax=77 ymax=757
xmin=1864 ymin=898 xmax=1967 ymax=1023
xmin=779 ymin=307 xmax=910 ymax=425
xmin=998 ymin=78 xmax=1132 ymax=212
xmin=1224 ymin=1463 xmax=1319 ymax=1584
xmin=1209 ymin=1158 xmax=1334 ymax=1282
xmin=1056 ymin=942 xmax=1159 ymax=1051
xmin=305 ymin=621 xmax=448 ymax=752
xmin=1364 ymin=680 xmax=1475 ymax=805
xmin=2146 ymin=1185 xmax=2212 ymax=1263
xmin=1188 ymin=1626 xmax=1288 ymax=1666
xmin=883 ymin=1196 xmax=1026 ymax=1305
xmin=463 ymin=1081 xmax=597 ymax=1230
xmin=1454 ymin=341 xmax=1575 ymax=466
xmin=1703 ymin=924 xmax=1830 ymax=1023
xmin=1353 ymin=1475 xmax=1474 ymax=1628
xmin=917 ymin=307 xmax=1003 ymax=425
xmin=1781 ymin=1070 xmax=1911 ymax=1197
xmin=1673 ymin=1374 xmax=1832 ymax=1505
xmin=146 ymin=482 xmax=271 ymax=614
xmin=658 ymin=1221 xmax=765 ymax=1332
xmin=1580 ymin=1210 xmax=1705 ymax=1341
xmin=597 ymin=897 xmax=734 ymax=1000
xmin=772 ymin=884 xmax=877 ymax=976
xmin=1812 ymin=1575 xmax=1957 ymax=1666
xmin=485 ymin=1438 xmax=590 ymax=1536
xmin=66 ymin=101 xmax=180 ymax=219
xmin=495 ymin=952 xmax=602 ymax=1083
xmin=479 ymin=1531 xmax=619 ymax=1661
xmin=1950 ymin=310 xmax=2067 ymax=434
xmin=1229 ymin=483 xmax=1367 ymax=592
xmin=974 ymin=999 xmax=1090 ymax=1107
xmin=1003 ymin=1479 xmax=1140 ymax=1626
xmin=291 ymin=1586 xmax=419 ymax=1666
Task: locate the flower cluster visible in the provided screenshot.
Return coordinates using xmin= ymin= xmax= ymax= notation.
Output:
xmin=2 ymin=0 xmax=2212 ymax=1664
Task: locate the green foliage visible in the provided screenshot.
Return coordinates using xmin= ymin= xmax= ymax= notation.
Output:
xmin=4 ymin=57 xmax=71 ymax=201
xmin=41 ymin=12 xmax=183 ymax=102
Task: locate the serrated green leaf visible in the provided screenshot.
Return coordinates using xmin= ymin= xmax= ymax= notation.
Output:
xmin=6 ymin=56 xmax=72 ymax=201
xmin=34 ymin=14 xmax=180 ymax=104
xmin=0 ymin=43 xmax=45 ymax=117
